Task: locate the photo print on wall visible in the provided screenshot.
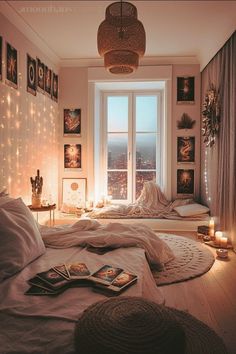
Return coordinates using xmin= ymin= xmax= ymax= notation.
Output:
xmin=0 ymin=36 xmax=2 ymax=81
xmin=6 ymin=42 xmax=18 ymax=89
xmin=62 ymin=178 xmax=86 ymax=209
xmin=63 ymin=108 xmax=81 ymax=136
xmin=177 ymin=113 xmax=196 ymax=130
xmin=177 ymin=137 xmax=195 ymax=163
xmin=37 ymin=57 xmax=45 ymax=93
xmin=52 ymin=72 xmax=58 ymax=102
xmin=64 ymin=144 xmax=81 ymax=169
xmin=44 ymin=65 xmax=52 ymax=97
xmin=177 ymin=77 xmax=195 ymax=104
xmin=27 ymin=54 xmax=37 ymax=96
xmin=177 ymin=169 xmax=194 ymax=195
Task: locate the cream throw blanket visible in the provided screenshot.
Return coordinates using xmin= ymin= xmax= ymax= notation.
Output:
xmin=40 ymin=219 xmax=174 ymax=269
xmin=86 ymin=182 xmax=208 ymax=220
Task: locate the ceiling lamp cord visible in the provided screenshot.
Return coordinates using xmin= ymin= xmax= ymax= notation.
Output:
xmin=97 ymin=0 xmax=146 ymax=74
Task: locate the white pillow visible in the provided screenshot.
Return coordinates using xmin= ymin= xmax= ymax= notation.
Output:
xmin=0 ymin=195 xmax=14 ymax=207
xmin=174 ymin=203 xmax=210 ymax=217
xmin=0 ymin=188 xmax=9 ymax=197
xmin=0 ymin=198 xmax=46 ymax=282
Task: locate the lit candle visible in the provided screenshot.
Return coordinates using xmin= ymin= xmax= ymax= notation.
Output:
xmin=209 ymin=218 xmax=215 ymax=238
xmin=215 ymin=231 xmax=223 ymax=246
xmin=220 ymin=237 xmax=228 ymax=248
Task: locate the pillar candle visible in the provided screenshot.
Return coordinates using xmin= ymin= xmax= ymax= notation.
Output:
xmin=214 ymin=231 xmax=223 ymax=246
xmin=220 ymin=237 xmax=228 ymax=248
xmin=209 ymin=218 xmax=215 ymax=238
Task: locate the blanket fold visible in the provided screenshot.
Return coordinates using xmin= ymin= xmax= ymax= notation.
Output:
xmin=40 ymin=219 xmax=174 ymax=269
xmin=85 ymin=182 xmax=208 ymax=220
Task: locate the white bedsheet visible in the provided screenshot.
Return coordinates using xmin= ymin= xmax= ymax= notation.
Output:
xmin=0 ymin=246 xmax=164 ymax=354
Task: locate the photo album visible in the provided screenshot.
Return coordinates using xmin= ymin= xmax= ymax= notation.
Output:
xmin=25 ymin=263 xmax=137 ymax=296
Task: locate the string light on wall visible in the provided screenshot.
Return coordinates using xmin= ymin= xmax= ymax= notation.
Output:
xmin=97 ymin=0 xmax=146 ymax=74
xmin=204 ymin=149 xmax=211 ymax=202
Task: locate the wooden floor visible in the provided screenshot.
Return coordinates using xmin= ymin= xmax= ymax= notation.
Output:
xmin=156 ymin=231 xmax=236 ymax=354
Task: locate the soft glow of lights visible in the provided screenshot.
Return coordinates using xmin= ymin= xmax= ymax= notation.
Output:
xmin=204 ymin=148 xmax=211 ymax=202
xmin=7 ymin=94 xmax=11 ymax=105
xmin=1 ymin=83 xmax=59 ymax=203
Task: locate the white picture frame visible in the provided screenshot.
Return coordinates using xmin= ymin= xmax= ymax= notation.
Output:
xmin=62 ymin=178 xmax=86 ymax=208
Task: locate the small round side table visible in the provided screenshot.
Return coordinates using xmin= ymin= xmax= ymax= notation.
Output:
xmin=28 ymin=204 xmax=56 ymax=226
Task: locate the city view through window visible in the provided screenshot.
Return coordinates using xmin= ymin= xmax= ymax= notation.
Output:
xmin=106 ymin=94 xmax=159 ymax=201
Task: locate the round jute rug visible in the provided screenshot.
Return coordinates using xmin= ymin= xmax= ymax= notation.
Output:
xmin=152 ymin=234 xmax=215 ymax=286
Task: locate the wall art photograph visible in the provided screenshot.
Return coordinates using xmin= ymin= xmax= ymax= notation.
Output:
xmin=0 ymin=36 xmax=2 ymax=81
xmin=6 ymin=42 xmax=18 ymax=88
xmin=44 ymin=65 xmax=52 ymax=96
xmin=177 ymin=169 xmax=194 ymax=194
xmin=177 ymin=136 xmax=195 ymax=163
xmin=52 ymin=72 xmax=58 ymax=102
xmin=177 ymin=77 xmax=195 ymax=104
xmin=64 ymin=144 xmax=81 ymax=169
xmin=37 ymin=58 xmax=45 ymax=92
xmin=27 ymin=54 xmax=37 ymax=96
xmin=63 ymin=108 xmax=81 ymax=136
xmin=62 ymin=178 xmax=86 ymax=209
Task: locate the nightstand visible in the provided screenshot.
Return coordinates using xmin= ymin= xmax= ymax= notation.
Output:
xmin=28 ymin=204 xmax=56 ymax=226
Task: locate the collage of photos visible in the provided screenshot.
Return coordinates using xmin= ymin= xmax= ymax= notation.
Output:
xmin=27 ymin=55 xmax=58 ymax=101
xmin=176 ymin=76 xmax=196 ymax=196
xmin=0 ymin=35 xmax=59 ymax=100
xmin=62 ymin=107 xmax=84 ymax=210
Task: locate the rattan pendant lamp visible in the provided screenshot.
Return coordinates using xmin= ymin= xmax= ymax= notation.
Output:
xmin=97 ymin=0 xmax=146 ymax=74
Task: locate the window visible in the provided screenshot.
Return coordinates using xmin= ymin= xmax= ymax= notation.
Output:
xmin=101 ymin=91 xmax=163 ymax=203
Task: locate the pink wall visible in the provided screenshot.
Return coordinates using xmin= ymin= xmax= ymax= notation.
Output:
xmin=59 ymin=64 xmax=200 ymax=204
xmin=0 ymin=14 xmax=59 ymax=204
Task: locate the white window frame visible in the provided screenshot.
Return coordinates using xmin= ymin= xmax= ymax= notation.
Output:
xmin=100 ymin=90 xmax=163 ymax=204
xmin=87 ymin=65 xmax=173 ymax=204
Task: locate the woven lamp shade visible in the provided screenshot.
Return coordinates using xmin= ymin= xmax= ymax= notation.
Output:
xmin=97 ymin=1 xmax=146 ymax=74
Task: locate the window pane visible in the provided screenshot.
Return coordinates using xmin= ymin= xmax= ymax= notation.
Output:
xmin=136 ymin=133 xmax=156 ymax=169
xmin=136 ymin=96 xmax=157 ymax=132
xmin=108 ymin=171 xmax=127 ymax=200
xmin=108 ymin=96 xmax=128 ymax=132
xmin=108 ymin=133 xmax=127 ymax=169
xmin=136 ymin=171 xmax=156 ymax=199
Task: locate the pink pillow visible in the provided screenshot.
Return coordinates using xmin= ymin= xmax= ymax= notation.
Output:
xmin=0 ymin=198 xmax=45 ymax=282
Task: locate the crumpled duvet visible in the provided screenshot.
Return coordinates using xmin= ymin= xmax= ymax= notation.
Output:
xmin=40 ymin=219 xmax=174 ymax=269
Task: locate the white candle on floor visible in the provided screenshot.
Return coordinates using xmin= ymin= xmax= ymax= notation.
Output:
xmin=215 ymin=231 xmax=223 ymax=246
xmin=220 ymin=237 xmax=228 ymax=248
xmin=209 ymin=218 xmax=215 ymax=237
